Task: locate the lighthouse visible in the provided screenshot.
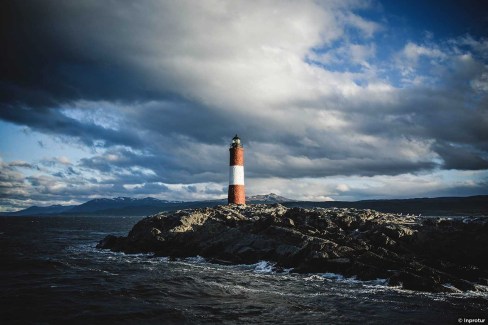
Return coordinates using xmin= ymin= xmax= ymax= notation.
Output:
xmin=228 ymin=134 xmax=245 ymax=205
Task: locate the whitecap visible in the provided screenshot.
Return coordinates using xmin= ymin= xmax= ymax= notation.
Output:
xmin=183 ymin=255 xmax=206 ymax=263
xmin=253 ymin=260 xmax=275 ymax=273
xmin=319 ymin=273 xmax=388 ymax=287
xmin=442 ymin=283 xmax=462 ymax=293
xmin=321 ymin=273 xmax=345 ymax=281
xmin=304 ymin=274 xmax=325 ymax=282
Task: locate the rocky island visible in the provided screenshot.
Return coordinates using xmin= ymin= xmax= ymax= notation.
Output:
xmin=97 ymin=204 xmax=488 ymax=293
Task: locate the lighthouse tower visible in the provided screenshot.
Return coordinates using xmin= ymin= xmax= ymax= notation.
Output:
xmin=228 ymin=134 xmax=245 ymax=205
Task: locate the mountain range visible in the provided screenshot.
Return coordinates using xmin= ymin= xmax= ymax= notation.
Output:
xmin=0 ymin=194 xmax=291 ymax=216
xmin=1 ymin=194 xmax=487 ymax=217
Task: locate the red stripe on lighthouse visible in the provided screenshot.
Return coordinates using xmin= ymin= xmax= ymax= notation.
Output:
xmin=228 ymin=135 xmax=245 ymax=205
xmin=229 ymin=148 xmax=244 ymax=166
xmin=228 ymin=185 xmax=245 ymax=204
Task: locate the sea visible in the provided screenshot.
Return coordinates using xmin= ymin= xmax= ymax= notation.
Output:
xmin=0 ymin=215 xmax=487 ymax=324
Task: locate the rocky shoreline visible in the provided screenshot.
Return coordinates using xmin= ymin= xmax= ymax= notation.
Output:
xmin=97 ymin=204 xmax=488 ymax=293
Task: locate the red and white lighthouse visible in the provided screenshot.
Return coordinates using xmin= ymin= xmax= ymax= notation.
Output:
xmin=228 ymin=134 xmax=245 ymax=205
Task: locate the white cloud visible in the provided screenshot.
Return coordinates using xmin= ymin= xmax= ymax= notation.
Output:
xmin=349 ymin=43 xmax=376 ymax=67
xmin=450 ymin=35 xmax=488 ymax=60
xmin=402 ymin=42 xmax=446 ymax=63
xmin=471 ymin=71 xmax=488 ymax=93
xmin=342 ymin=11 xmax=382 ymax=38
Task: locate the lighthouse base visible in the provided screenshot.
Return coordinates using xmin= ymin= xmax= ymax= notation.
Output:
xmin=228 ymin=185 xmax=245 ymax=205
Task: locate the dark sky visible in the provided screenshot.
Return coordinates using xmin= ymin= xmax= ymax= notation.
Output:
xmin=1 ymin=0 xmax=487 ymax=211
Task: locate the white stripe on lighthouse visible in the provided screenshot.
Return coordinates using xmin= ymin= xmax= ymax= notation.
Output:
xmin=229 ymin=165 xmax=244 ymax=185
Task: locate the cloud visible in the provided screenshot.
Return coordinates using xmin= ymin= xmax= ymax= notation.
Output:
xmin=434 ymin=143 xmax=488 ymax=170
xmin=0 ymin=1 xmax=487 ymax=209
xmin=8 ymin=160 xmax=34 ymax=168
xmin=342 ymin=11 xmax=382 ymax=38
xmin=247 ymin=170 xmax=488 ymax=202
xmin=1 ymin=1 xmax=337 ymax=108
xmin=0 ymin=161 xmax=28 ymax=196
xmin=401 ymin=42 xmax=446 ymax=64
xmin=450 ymin=35 xmax=488 ymax=60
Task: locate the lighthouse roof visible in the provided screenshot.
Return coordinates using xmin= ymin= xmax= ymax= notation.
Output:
xmin=231 ymin=134 xmax=242 ymax=148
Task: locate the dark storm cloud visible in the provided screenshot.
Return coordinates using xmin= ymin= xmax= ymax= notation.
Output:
xmin=434 ymin=143 xmax=488 ymax=170
xmin=0 ymin=1 xmax=177 ymax=108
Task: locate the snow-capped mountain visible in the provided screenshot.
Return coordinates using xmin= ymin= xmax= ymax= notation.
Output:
xmin=246 ymin=193 xmax=293 ymax=203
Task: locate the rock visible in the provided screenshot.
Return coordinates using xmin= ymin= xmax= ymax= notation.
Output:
xmin=96 ymin=235 xmax=127 ymax=252
xmin=285 ymin=218 xmax=295 ymax=227
xmin=97 ymin=204 xmax=488 ymax=293
xmin=389 ymin=271 xmax=454 ymax=293
xmin=382 ymin=224 xmax=415 ymax=239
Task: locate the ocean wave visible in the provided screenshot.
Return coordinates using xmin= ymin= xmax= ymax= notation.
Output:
xmin=253 ymin=260 xmax=275 ymax=273
xmin=82 ymin=246 xmax=488 ymax=302
xmin=182 ymin=255 xmax=206 ymax=264
xmin=303 ymin=272 xmax=388 ymax=287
